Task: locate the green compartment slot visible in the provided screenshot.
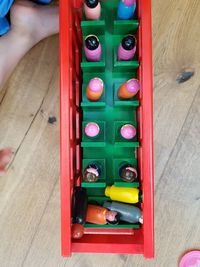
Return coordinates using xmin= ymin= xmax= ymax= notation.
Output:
xmin=81 ymin=159 xmax=106 ymax=188
xmin=86 ymin=187 xmax=105 ymax=197
xmin=113 ymin=47 xmax=140 ymax=72
xmin=113 ymin=20 xmax=139 ymax=35
xmin=113 ymin=82 xmax=139 ymax=107
xmin=81 ymin=1 xmax=140 ymax=199
xmin=88 ymin=196 xmax=109 ymax=205
xmin=81 ymin=10 xmax=105 ymax=36
xmin=114 ymin=121 xmax=138 ymax=144
xmin=113 ymin=158 xmax=139 ymax=187
xmin=81 ymin=83 xmax=106 ymax=108
xmin=81 ymin=35 xmax=106 ymax=73
xmin=82 ymin=120 xmax=105 ymax=139
xmin=81 ymin=21 xmax=105 ymax=36
xmin=86 ymin=195 xmax=140 ymax=229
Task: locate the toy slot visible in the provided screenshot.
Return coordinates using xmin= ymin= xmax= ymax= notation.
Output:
xmin=81 ymin=158 xmax=106 ymax=188
xmin=81 ymin=35 xmax=106 ymax=73
xmin=113 ymin=80 xmax=140 ymax=107
xmin=113 ymin=47 xmax=139 ymax=72
xmin=113 ymin=158 xmax=139 ymax=187
xmin=114 ymin=121 xmax=139 ymax=147
xmin=81 ymin=121 xmax=106 ymax=147
xmin=110 ymin=1 xmax=138 ymax=23
xmin=84 ymin=195 xmax=140 ymax=229
xmin=85 ymin=187 xmax=105 ymax=197
xmin=112 ymin=25 xmax=139 ymax=72
xmin=113 ymin=20 xmax=139 ymax=35
xmin=81 ymin=9 xmax=105 ymax=36
xmin=81 ymin=83 xmax=106 ymax=108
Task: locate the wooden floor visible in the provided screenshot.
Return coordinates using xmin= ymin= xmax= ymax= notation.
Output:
xmin=1 ymin=0 xmax=200 ymax=266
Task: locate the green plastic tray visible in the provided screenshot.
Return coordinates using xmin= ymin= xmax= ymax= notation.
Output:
xmin=81 ymin=1 xmax=140 ymax=229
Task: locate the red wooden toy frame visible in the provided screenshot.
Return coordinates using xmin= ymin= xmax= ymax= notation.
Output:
xmin=60 ymin=0 xmax=154 ymax=258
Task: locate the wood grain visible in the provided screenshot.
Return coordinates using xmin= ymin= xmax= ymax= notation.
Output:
xmin=0 ymin=0 xmax=200 ymax=266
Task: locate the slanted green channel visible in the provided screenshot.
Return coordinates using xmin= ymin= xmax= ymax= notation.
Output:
xmin=81 ymin=1 xmax=140 ymax=229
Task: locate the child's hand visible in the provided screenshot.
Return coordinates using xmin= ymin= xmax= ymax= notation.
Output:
xmin=0 ymin=148 xmax=12 ymax=176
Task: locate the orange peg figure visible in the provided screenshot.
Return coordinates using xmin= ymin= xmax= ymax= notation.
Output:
xmin=118 ymin=79 xmax=140 ymax=100
xmin=86 ymin=204 xmax=119 ymax=225
xmin=86 ymin=78 xmax=104 ymax=101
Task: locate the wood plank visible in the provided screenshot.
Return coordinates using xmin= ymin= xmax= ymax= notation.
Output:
xmin=1 ymin=0 xmax=200 ymax=266
xmin=0 ymin=36 xmax=60 ymax=267
xmin=153 ymin=0 xmax=200 ymax=186
xmin=0 ymin=36 xmax=58 ymax=149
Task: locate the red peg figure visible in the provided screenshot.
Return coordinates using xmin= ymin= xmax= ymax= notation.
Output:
xmin=84 ymin=35 xmax=102 ymax=62
xmin=86 ymin=204 xmax=120 ymax=225
xmin=118 ymin=35 xmax=137 ymax=61
xmin=72 ymin=224 xmax=84 ymax=239
xmin=118 ymin=79 xmax=140 ymax=100
xmin=120 ymin=124 xmax=136 ymax=140
xmin=84 ymin=0 xmax=101 ymax=20
xmin=86 ymin=78 xmax=104 ymax=101
xmin=85 ymin=122 xmax=100 ymax=138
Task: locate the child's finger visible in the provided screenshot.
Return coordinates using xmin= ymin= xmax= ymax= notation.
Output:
xmin=0 ymin=148 xmax=12 ymax=169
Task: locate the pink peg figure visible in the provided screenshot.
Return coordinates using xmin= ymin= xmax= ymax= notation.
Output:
xmin=84 ymin=35 xmax=102 ymax=62
xmin=85 ymin=122 xmax=100 ymax=138
xmin=120 ymin=124 xmax=136 ymax=140
xmin=84 ymin=0 xmax=101 ymax=20
xmin=118 ymin=79 xmax=140 ymax=100
xmin=118 ymin=35 xmax=137 ymax=61
xmin=86 ymin=78 xmax=104 ymax=101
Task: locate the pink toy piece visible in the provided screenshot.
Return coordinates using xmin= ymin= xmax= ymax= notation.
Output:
xmin=118 ymin=35 xmax=136 ymax=61
xmin=84 ymin=35 xmax=102 ymax=62
xmin=89 ymin=78 xmax=104 ymax=92
xmin=118 ymin=44 xmax=136 ymax=61
xmin=124 ymin=0 xmax=136 ymax=6
xmin=126 ymin=79 xmax=140 ymax=94
xmin=85 ymin=122 xmax=100 ymax=138
xmin=179 ymin=251 xmax=200 ymax=267
xmin=84 ymin=0 xmax=101 ymax=20
xmin=120 ymin=124 xmax=136 ymax=140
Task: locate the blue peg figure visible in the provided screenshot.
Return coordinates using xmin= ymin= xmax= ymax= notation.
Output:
xmin=117 ymin=0 xmax=136 ymax=20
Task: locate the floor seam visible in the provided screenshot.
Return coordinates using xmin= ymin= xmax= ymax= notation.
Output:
xmin=21 ymin=177 xmax=59 ymax=267
xmin=5 ymin=72 xmax=55 ymax=173
xmin=155 ymin=85 xmax=200 ymax=194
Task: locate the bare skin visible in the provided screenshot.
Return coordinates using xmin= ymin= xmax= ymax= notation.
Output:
xmin=0 ymin=148 xmax=12 ymax=176
xmin=0 ymin=1 xmax=59 ymax=174
xmin=0 ymin=0 xmax=59 ymax=91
